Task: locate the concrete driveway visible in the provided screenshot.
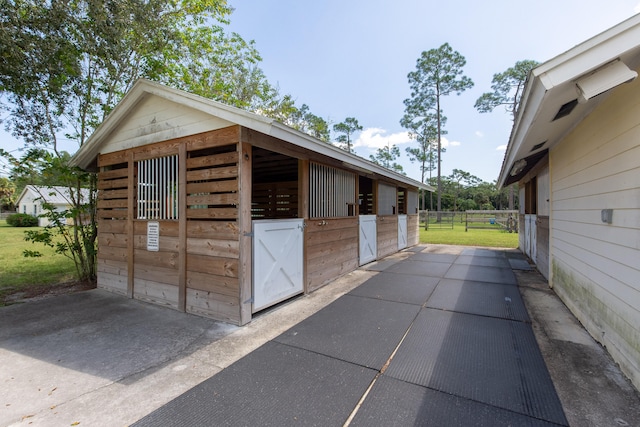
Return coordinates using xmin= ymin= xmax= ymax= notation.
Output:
xmin=1 ymin=245 xmax=639 ymax=426
xmin=0 ymin=265 xmax=373 ymax=427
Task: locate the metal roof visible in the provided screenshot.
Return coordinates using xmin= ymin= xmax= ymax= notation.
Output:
xmin=17 ymin=185 xmax=90 ymax=206
xmin=71 ymin=79 xmax=433 ymax=192
xmin=498 ymin=13 xmax=640 ymax=188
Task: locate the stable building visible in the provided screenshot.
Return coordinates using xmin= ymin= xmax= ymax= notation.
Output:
xmin=71 ymin=79 xmax=432 ymax=326
xmin=16 ymin=185 xmax=90 ymax=227
xmin=498 ymin=15 xmax=640 ymax=390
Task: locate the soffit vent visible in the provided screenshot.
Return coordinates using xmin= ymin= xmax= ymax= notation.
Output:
xmin=552 ymin=99 xmax=578 ymax=121
xmin=530 ymin=141 xmax=546 ymax=152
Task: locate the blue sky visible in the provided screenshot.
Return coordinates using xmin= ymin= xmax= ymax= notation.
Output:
xmin=224 ymin=0 xmax=640 ymax=183
xmin=2 ymin=1 xmax=640 ymax=182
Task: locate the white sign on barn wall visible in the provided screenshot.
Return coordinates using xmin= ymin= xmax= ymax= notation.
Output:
xmin=147 ymin=221 xmax=160 ymax=251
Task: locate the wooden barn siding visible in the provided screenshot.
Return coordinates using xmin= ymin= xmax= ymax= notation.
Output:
xmin=97 ymin=126 xmax=244 ymax=324
xmin=550 ymin=76 xmax=640 ymax=389
xmin=377 ymin=215 xmax=398 ymax=259
xmin=407 ymin=214 xmax=419 ymax=247
xmin=305 ymin=217 xmax=359 ymax=292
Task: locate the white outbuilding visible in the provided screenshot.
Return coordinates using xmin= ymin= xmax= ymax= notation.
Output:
xmin=498 ymin=14 xmax=640 ymax=390
xmin=16 ymin=185 xmax=89 ymax=227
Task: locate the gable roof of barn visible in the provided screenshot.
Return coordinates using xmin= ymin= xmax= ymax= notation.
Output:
xmin=71 ymin=79 xmax=433 ymax=191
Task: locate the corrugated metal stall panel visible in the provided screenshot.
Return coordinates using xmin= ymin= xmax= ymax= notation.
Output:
xmin=378 ymin=182 xmax=396 ymax=215
xmin=407 ymin=190 xmax=419 ymax=214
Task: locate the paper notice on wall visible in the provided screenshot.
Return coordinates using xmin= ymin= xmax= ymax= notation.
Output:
xmin=147 ymin=221 xmax=160 ymax=252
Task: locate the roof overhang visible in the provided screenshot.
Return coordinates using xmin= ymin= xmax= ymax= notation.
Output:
xmin=71 ymin=79 xmax=433 ymax=192
xmin=498 ymin=13 xmax=640 ymax=188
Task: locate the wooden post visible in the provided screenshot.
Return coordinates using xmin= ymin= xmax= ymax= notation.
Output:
xmin=126 ymin=152 xmax=135 ymax=298
xmin=298 ymin=159 xmax=309 ymax=219
xmin=299 ymin=159 xmax=309 ymax=294
xmin=178 ymin=144 xmax=187 ymax=312
xmin=238 ymin=130 xmax=253 ymax=325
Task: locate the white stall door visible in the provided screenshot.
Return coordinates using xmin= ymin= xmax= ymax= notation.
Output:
xmin=253 ymin=219 xmax=304 ymax=312
xmin=359 ymin=215 xmax=377 ymax=265
xmin=398 ymin=215 xmax=408 ymax=250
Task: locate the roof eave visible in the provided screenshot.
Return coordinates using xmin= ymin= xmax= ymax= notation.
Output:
xmin=71 ymin=79 xmax=433 ymax=192
xmin=498 ymin=13 xmax=640 ymax=188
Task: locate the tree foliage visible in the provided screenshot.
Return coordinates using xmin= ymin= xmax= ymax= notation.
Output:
xmin=369 ymin=143 xmax=404 ymax=174
xmin=474 ymin=59 xmax=539 ymax=120
xmin=426 ymin=172 xmax=518 ymax=212
xmin=403 ymin=43 xmax=473 ymax=214
xmin=333 ymin=117 xmax=363 ymax=153
xmin=400 ymin=112 xmax=443 ymax=184
xmin=0 ymin=176 xmax=16 ymax=212
xmin=6 ymin=213 xmax=38 ymax=227
xmin=278 ymin=104 xmax=330 ymax=141
xmin=0 ymin=0 xmax=299 ymax=282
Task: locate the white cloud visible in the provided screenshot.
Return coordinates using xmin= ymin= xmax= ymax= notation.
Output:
xmin=353 ymin=127 xmax=412 ymax=149
xmin=475 ymin=131 xmax=484 ymax=138
xmin=353 ymin=128 xmax=462 ymax=151
xmin=442 ymin=137 xmax=461 ymax=148
xmin=635 ymin=2 xmax=640 ymax=13
xmin=496 ymin=144 xmax=507 ymax=151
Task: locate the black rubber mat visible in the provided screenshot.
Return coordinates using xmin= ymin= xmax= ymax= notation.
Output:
xmin=384 ymin=308 xmax=567 ymax=425
xmin=133 ymin=341 xmax=377 ymax=427
xmin=403 ymin=245 xmax=426 ymax=253
xmin=445 ymin=264 xmax=517 ymax=285
xmin=348 ymin=272 xmax=439 ymax=305
xmin=384 ymin=260 xmax=452 ymax=277
xmin=362 ymin=258 xmax=402 ymax=271
xmin=455 ymin=254 xmax=511 ymax=268
xmin=351 ymin=375 xmax=564 ymax=427
xmin=461 ymin=247 xmax=507 ymax=258
xmin=509 ymin=257 xmax=534 ymax=270
xmin=425 ymin=278 xmax=530 ymax=322
xmin=406 ymin=252 xmax=459 ymax=263
xmin=275 ymin=294 xmax=420 ymax=370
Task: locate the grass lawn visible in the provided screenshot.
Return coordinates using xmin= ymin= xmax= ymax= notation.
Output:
xmin=419 ymin=220 xmax=519 ymax=248
xmin=0 ymin=220 xmax=78 ymax=304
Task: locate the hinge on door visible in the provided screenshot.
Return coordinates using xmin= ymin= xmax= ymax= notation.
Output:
xmin=243 ymin=231 xmax=254 ymax=237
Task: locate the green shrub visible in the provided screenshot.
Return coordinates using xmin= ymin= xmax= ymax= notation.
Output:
xmin=6 ymin=213 xmax=38 ymax=227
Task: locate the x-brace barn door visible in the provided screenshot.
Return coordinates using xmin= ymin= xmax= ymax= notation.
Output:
xmin=253 ymin=219 xmax=304 ymax=312
xmin=359 ymin=215 xmax=377 ymax=265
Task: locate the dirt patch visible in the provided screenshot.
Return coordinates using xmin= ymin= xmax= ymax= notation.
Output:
xmin=1 ymin=280 xmax=96 ymax=306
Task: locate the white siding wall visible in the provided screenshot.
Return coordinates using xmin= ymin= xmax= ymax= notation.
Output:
xmin=18 ymin=190 xmax=46 ymax=226
xmin=537 ymin=165 xmax=550 ymax=217
xmin=550 ymin=75 xmax=640 ymax=389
